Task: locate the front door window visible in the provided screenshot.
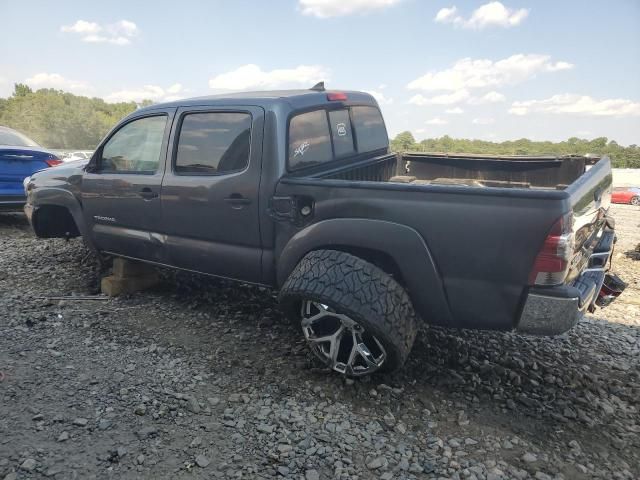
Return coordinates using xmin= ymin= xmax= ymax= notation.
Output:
xmin=100 ymin=115 xmax=167 ymax=174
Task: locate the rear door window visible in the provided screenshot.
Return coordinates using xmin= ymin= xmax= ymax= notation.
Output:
xmin=288 ymin=110 xmax=332 ymax=170
xmin=352 ymin=106 xmax=388 ymax=153
xmin=175 ymin=112 xmax=251 ymax=175
xmin=328 ymin=109 xmax=355 ymax=158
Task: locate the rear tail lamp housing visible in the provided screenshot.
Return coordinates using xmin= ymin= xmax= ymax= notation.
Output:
xmin=45 ymin=157 xmax=63 ymax=167
xmin=528 ymin=212 xmax=574 ymax=286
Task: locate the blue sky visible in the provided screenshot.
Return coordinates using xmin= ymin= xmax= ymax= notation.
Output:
xmin=1 ymin=0 xmax=639 ymax=145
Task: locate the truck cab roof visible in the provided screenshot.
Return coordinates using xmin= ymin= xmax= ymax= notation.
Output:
xmin=136 ymin=89 xmax=378 ymax=113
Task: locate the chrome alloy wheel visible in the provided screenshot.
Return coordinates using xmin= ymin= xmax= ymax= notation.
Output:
xmin=301 ymin=300 xmax=387 ymax=376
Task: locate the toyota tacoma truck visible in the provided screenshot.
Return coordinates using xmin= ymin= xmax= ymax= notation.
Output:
xmin=24 ymin=85 xmax=624 ymax=376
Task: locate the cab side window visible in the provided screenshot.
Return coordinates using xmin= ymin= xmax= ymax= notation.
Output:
xmin=288 ymin=110 xmax=333 ymax=171
xmin=100 ymin=115 xmax=167 ymax=174
xmin=351 ymin=106 xmax=388 ymax=153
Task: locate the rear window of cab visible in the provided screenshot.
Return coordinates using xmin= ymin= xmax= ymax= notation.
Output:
xmin=288 ymin=106 xmax=388 ymax=171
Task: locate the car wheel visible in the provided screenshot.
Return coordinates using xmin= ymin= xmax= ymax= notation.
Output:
xmin=279 ymin=250 xmax=417 ymax=376
xmin=631 ymin=196 xmax=640 ymax=206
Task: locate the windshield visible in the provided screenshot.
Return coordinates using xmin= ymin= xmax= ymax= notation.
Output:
xmin=0 ymin=127 xmax=40 ymax=147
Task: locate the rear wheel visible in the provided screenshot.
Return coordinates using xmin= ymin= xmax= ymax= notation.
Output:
xmin=631 ymin=196 xmax=640 ymax=206
xmin=279 ymin=250 xmax=417 ymax=376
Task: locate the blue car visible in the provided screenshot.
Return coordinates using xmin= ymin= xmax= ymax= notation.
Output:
xmin=0 ymin=126 xmax=62 ymax=211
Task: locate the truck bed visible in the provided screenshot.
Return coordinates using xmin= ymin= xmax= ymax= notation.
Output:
xmin=317 ymin=152 xmax=592 ymax=190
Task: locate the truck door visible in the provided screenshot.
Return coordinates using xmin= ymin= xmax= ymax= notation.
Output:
xmin=160 ymin=106 xmax=264 ymax=283
xmin=81 ymin=109 xmax=174 ymax=262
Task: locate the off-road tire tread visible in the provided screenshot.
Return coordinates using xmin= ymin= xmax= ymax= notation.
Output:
xmin=279 ymin=249 xmax=418 ymax=371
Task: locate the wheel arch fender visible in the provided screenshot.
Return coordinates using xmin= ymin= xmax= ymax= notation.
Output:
xmin=276 ymin=218 xmax=453 ymax=326
xmin=31 ymin=188 xmax=95 ymax=249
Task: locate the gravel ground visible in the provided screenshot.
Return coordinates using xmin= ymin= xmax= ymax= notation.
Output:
xmin=1 ymin=204 xmax=638 ymax=480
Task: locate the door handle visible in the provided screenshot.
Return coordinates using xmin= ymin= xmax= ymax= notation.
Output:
xmin=224 ymin=194 xmax=251 ymax=209
xmin=139 ymin=187 xmax=158 ymax=200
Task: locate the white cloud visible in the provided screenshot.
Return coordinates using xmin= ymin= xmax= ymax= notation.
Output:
xmin=445 ymin=107 xmax=464 ymax=114
xmin=209 ymin=64 xmax=329 ymax=90
xmin=105 ymin=83 xmax=185 ymax=103
xmin=434 ymin=6 xmax=459 ymax=23
xmin=365 ymin=90 xmax=393 ymax=105
xmin=25 ymin=72 xmax=91 ymax=94
xmin=166 ymin=83 xmax=183 ymax=94
xmin=408 ymin=89 xmax=470 ymax=106
xmin=472 ymin=117 xmax=495 ymax=125
xmin=509 ymin=94 xmax=640 ymax=117
xmin=61 ymin=19 xmax=138 ymax=45
xmin=298 ymin=0 xmax=401 ymax=18
xmin=546 ymin=61 xmax=573 ymax=72
xmin=469 ymin=91 xmax=506 ymax=104
xmin=114 ymin=20 xmax=137 ymax=36
xmin=61 ymin=20 xmax=101 ymax=34
xmin=435 ymin=2 xmax=529 ymax=29
xmin=407 ymin=54 xmax=572 ymax=92
xmin=426 ymin=117 xmax=448 ymax=125
xmin=83 ymin=34 xmax=130 ymax=46
xmin=408 ymin=89 xmax=507 ymax=107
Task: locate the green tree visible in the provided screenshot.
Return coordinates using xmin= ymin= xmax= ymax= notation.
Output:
xmin=390 ymin=131 xmax=416 ymax=151
xmin=13 ymin=83 xmax=33 ymax=97
xmin=0 ymin=85 xmax=143 ymax=149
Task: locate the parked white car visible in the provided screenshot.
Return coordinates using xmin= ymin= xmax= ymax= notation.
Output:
xmin=63 ymin=151 xmax=93 ymax=162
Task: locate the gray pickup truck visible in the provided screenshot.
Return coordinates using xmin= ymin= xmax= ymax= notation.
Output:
xmin=24 ymin=85 xmax=624 ymax=376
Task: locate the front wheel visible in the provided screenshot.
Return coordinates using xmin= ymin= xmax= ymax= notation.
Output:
xmin=279 ymin=250 xmax=418 ymax=376
xmin=631 ymin=196 xmax=640 ymax=206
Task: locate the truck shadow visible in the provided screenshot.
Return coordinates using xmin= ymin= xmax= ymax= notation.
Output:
xmin=0 ymin=212 xmax=28 ymax=228
xmin=624 ymin=247 xmax=640 ymax=260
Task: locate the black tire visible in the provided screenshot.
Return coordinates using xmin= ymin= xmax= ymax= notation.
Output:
xmin=631 ymin=196 xmax=640 ymax=206
xmin=279 ymin=249 xmax=418 ymax=374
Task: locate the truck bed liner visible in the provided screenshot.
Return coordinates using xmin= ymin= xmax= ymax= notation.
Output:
xmin=317 ymin=152 xmax=591 ymax=190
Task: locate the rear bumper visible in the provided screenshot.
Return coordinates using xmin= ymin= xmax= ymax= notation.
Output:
xmin=517 ymin=291 xmax=584 ymax=335
xmin=517 ymin=228 xmax=615 ymax=335
xmin=0 ymin=194 xmax=26 ymax=211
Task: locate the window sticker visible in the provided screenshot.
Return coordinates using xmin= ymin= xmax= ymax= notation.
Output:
xmin=336 ymin=123 xmax=347 ymax=136
xmin=294 ymin=141 xmax=310 ymax=157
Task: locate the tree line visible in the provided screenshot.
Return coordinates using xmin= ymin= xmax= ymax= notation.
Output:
xmin=0 ymin=84 xmax=145 ymax=149
xmin=1 ymin=84 xmax=638 ymax=168
xmin=390 ymin=131 xmax=640 ymax=168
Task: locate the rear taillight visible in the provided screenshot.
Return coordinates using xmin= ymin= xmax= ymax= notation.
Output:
xmin=528 ymin=212 xmax=574 ymax=286
xmin=45 ymin=158 xmax=63 ymax=167
xmin=595 ymin=273 xmax=627 ymax=307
